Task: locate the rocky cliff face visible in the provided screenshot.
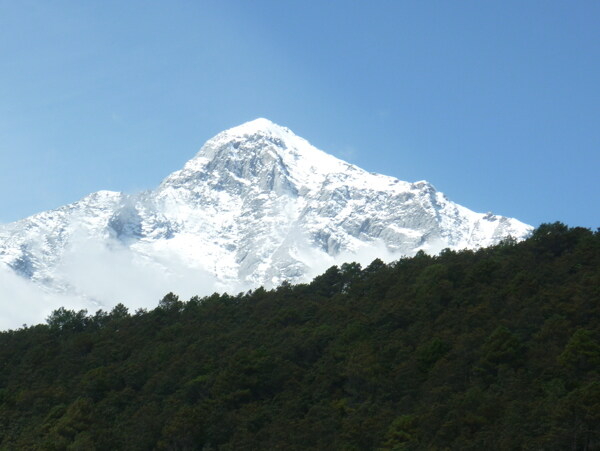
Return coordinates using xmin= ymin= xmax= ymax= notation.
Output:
xmin=0 ymin=118 xmax=532 ymax=319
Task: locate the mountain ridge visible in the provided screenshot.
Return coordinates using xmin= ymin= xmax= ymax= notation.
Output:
xmin=0 ymin=119 xmax=532 ymax=327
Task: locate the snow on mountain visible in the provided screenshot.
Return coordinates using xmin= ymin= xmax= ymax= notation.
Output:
xmin=0 ymin=118 xmax=532 ymax=328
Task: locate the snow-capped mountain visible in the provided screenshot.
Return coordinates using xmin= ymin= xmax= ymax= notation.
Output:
xmin=0 ymin=118 xmax=532 ymax=327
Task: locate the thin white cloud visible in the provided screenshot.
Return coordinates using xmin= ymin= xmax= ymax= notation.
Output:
xmin=55 ymin=233 xmax=222 ymax=311
xmin=0 ymin=265 xmax=89 ymax=330
xmin=0 ymin=232 xmax=223 ymax=330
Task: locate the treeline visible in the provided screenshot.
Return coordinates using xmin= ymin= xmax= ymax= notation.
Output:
xmin=0 ymin=222 xmax=599 ymax=450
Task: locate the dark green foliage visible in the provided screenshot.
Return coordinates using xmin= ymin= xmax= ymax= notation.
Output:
xmin=0 ymin=222 xmax=599 ymax=449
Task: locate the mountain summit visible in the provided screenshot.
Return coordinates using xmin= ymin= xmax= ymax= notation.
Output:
xmin=0 ymin=119 xmax=531 ymax=326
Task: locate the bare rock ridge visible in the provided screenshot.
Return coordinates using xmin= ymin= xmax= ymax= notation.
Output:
xmin=0 ymin=118 xmax=532 ymax=317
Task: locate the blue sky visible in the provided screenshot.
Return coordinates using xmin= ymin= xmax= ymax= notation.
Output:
xmin=1 ymin=1 xmax=598 ymax=228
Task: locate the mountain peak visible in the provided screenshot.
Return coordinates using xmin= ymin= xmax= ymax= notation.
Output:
xmin=174 ymin=119 xmax=351 ymax=193
xmin=193 ymin=118 xmax=297 ymax=163
xmin=221 ymin=118 xmax=290 ymax=139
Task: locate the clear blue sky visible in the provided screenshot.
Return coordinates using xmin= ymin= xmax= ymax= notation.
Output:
xmin=1 ymin=1 xmax=598 ymax=228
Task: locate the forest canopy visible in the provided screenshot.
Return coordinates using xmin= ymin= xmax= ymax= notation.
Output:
xmin=0 ymin=222 xmax=599 ymax=450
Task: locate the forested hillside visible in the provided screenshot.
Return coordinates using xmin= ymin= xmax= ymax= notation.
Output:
xmin=1 ymin=222 xmax=599 ymax=450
